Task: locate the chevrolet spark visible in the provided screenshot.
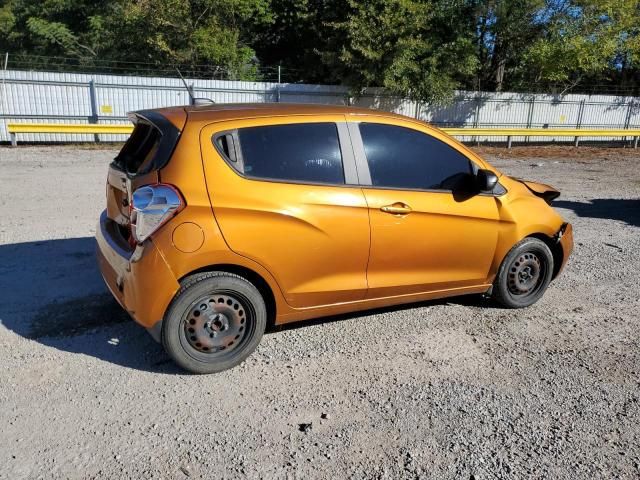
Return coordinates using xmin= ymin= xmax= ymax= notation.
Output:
xmin=96 ymin=103 xmax=573 ymax=373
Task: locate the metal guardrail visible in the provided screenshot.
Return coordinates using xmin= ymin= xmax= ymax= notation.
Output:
xmin=7 ymin=123 xmax=640 ymax=148
xmin=444 ymin=128 xmax=640 ymax=148
xmin=7 ymin=123 xmax=132 ymax=146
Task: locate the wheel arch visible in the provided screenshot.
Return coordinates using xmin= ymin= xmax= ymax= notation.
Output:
xmin=179 ymin=264 xmax=277 ymax=329
xmin=527 ymin=233 xmax=563 ymax=279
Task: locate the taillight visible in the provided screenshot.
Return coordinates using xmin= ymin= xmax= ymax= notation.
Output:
xmin=131 ymin=184 xmax=184 ymax=244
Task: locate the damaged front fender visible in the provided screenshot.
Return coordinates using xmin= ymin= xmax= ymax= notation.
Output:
xmin=510 ymin=177 xmax=561 ymax=204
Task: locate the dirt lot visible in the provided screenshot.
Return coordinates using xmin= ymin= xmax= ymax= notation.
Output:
xmin=0 ymin=145 xmax=639 ymax=479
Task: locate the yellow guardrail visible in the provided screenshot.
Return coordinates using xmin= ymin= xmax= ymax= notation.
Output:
xmin=443 ymin=127 xmax=640 ymax=148
xmin=7 ymin=123 xmax=133 ymax=146
xmin=443 ymin=128 xmax=640 ymax=136
xmin=7 ymin=123 xmax=134 ymax=134
xmin=6 ymin=122 xmax=640 ymax=148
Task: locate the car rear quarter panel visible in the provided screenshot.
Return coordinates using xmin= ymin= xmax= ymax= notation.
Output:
xmin=152 ymin=119 xmax=295 ymax=320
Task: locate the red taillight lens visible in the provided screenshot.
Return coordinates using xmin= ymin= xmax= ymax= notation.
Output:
xmin=130 ymin=184 xmax=184 ymax=244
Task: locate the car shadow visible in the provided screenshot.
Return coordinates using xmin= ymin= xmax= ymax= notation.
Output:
xmin=0 ymin=237 xmax=181 ymax=374
xmin=554 ymin=198 xmax=640 ymax=228
xmin=0 ymin=237 xmax=497 ymax=372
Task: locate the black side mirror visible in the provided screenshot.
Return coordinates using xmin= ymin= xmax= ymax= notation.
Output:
xmin=476 ymin=169 xmax=498 ymax=192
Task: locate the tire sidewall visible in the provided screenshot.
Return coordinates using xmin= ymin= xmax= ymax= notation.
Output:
xmin=162 ymin=274 xmax=266 ymax=374
xmin=495 ymin=238 xmax=554 ymax=308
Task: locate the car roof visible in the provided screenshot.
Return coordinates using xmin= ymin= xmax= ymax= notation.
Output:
xmin=151 ymin=102 xmax=415 ymax=128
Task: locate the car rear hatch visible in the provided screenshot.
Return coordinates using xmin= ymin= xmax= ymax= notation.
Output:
xmin=105 ymin=109 xmax=184 ymax=247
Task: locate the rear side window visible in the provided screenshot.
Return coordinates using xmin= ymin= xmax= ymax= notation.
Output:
xmin=359 ymin=123 xmax=473 ymax=191
xmin=237 ymin=123 xmax=345 ymax=184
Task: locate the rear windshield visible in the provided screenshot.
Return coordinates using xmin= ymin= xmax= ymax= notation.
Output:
xmin=115 ymin=122 xmax=161 ymax=175
xmin=112 ymin=111 xmax=181 ymax=176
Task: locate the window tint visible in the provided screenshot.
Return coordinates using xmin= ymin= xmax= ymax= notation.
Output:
xmin=238 ymin=123 xmax=344 ymax=184
xmin=359 ymin=123 xmax=473 ymax=190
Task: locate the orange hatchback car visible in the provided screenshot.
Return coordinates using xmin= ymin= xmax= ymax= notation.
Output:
xmin=96 ymin=104 xmax=573 ymax=373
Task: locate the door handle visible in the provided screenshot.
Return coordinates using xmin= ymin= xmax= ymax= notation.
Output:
xmin=380 ymin=203 xmax=412 ymax=215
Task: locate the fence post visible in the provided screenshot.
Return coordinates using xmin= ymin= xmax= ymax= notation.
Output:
xmin=1 ymin=52 xmax=8 ymax=146
xmin=623 ymin=101 xmax=633 ymax=129
xmin=88 ymin=80 xmax=99 ymax=143
xmin=574 ymin=99 xmax=585 ymax=147
xmin=472 ymin=95 xmax=482 ymax=146
xmin=525 ymin=96 xmax=535 ymax=144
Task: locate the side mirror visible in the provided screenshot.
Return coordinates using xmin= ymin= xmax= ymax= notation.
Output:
xmin=476 ymin=169 xmax=498 ymax=192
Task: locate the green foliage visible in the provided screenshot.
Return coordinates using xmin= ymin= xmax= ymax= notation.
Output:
xmin=0 ymin=2 xmax=17 ymax=38
xmin=1 ymin=0 xmax=640 ymax=97
xmin=518 ymin=0 xmax=636 ymax=92
xmin=336 ymin=0 xmax=479 ymax=103
xmin=251 ymin=0 xmax=351 ymax=84
xmin=2 ymin=0 xmax=270 ymax=79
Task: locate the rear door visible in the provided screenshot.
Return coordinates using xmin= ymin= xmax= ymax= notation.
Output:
xmin=350 ymin=119 xmax=501 ymax=298
xmin=200 ymin=116 xmax=370 ymax=308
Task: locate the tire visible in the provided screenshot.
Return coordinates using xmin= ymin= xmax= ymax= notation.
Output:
xmin=162 ymin=272 xmax=267 ymax=374
xmin=492 ymin=237 xmax=554 ymax=308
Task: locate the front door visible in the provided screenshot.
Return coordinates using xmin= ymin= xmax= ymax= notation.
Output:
xmin=351 ymin=120 xmax=501 ymax=298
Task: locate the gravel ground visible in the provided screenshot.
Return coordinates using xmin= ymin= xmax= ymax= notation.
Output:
xmin=0 ymin=145 xmax=639 ymax=479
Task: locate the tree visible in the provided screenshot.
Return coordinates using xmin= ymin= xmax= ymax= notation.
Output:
xmin=335 ymin=0 xmax=479 ymax=104
xmin=0 ymin=0 xmax=272 ymax=80
xmin=251 ymin=0 xmax=351 ymax=84
xmin=0 ymin=0 xmax=109 ymax=59
xmin=1 ymin=0 xmax=639 ymax=95
xmin=473 ymin=0 xmax=546 ymax=91
xmin=519 ymin=0 xmax=640 ymax=94
xmin=101 ymin=0 xmax=272 ymax=78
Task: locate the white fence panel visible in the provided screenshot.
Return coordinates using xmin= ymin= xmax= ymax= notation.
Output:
xmin=1 ymin=69 xmax=639 ymax=144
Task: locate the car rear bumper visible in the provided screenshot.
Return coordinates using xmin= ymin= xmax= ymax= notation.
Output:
xmin=96 ymin=210 xmax=180 ymax=341
xmin=557 ymin=222 xmax=573 ymax=275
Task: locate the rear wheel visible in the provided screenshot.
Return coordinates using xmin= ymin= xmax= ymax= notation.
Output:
xmin=162 ymin=272 xmax=266 ymax=374
xmin=492 ymin=237 xmax=554 ymax=308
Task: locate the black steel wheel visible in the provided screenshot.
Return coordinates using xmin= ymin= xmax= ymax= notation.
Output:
xmin=492 ymin=237 xmax=554 ymax=308
xmin=162 ymin=272 xmax=266 ymax=374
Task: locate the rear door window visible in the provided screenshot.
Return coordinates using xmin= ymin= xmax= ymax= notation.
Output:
xmin=236 ymin=123 xmax=345 ymax=185
xmin=358 ymin=123 xmax=473 ymax=191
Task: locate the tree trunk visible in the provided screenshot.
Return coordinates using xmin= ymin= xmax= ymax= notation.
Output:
xmin=495 ymin=57 xmax=506 ymax=91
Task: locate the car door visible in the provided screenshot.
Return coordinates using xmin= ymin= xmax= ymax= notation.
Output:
xmin=349 ymin=119 xmax=501 ymax=298
xmin=200 ymin=116 xmax=370 ymax=308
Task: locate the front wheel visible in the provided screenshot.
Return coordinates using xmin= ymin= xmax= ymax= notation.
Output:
xmin=162 ymin=272 xmax=266 ymax=374
xmin=492 ymin=237 xmax=554 ymax=308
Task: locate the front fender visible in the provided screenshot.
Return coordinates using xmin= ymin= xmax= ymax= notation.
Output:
xmin=487 ymin=182 xmax=566 ymax=281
